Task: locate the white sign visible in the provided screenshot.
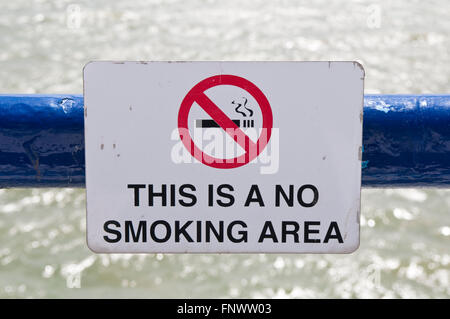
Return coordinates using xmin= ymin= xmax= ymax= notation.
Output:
xmin=83 ymin=61 xmax=364 ymax=253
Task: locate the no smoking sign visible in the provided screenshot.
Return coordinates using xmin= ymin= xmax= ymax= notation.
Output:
xmin=178 ymin=74 xmax=273 ymax=168
xmin=84 ymin=61 xmax=364 ymax=253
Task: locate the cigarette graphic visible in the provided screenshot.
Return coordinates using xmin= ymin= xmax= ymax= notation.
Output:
xmin=196 ymin=119 xmax=254 ymax=128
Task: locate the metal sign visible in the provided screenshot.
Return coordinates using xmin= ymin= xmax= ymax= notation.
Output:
xmin=83 ymin=61 xmax=364 ymax=253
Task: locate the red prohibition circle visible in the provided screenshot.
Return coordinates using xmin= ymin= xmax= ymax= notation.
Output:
xmin=178 ymin=74 xmax=273 ymax=169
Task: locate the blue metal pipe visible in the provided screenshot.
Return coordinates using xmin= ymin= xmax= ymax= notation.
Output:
xmin=0 ymin=94 xmax=449 ymax=188
xmin=363 ymin=95 xmax=450 ymax=187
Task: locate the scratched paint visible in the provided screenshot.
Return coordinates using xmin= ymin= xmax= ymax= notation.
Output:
xmin=0 ymin=95 xmax=85 ymax=187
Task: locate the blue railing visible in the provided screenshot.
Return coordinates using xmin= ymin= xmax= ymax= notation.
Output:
xmin=0 ymin=94 xmax=449 ymax=188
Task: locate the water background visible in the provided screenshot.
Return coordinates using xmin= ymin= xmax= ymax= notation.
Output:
xmin=0 ymin=0 xmax=449 ymax=298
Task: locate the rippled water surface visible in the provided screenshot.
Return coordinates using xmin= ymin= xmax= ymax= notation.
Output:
xmin=0 ymin=0 xmax=449 ymax=298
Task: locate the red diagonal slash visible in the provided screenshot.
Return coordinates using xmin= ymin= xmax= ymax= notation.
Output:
xmin=195 ymin=92 xmax=257 ymax=152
